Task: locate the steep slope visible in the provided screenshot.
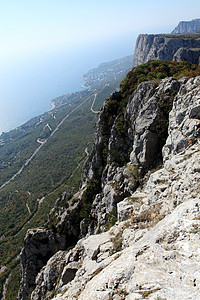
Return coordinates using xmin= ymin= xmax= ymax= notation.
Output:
xmin=38 ymin=77 xmax=200 ymax=300
xmin=0 ymin=56 xmax=132 ymax=299
xmin=19 ymin=61 xmax=200 ymax=299
xmin=172 ymin=18 xmax=200 ymax=33
xmin=133 ymin=32 xmax=200 ymax=67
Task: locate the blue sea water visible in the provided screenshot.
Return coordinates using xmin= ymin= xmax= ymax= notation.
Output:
xmin=0 ymin=35 xmax=135 ymax=134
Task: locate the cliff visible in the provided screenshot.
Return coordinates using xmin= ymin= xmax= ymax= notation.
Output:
xmin=19 ymin=60 xmax=200 ymax=299
xmin=172 ymin=18 xmax=200 ymax=34
xmin=132 ymin=32 xmax=200 ymax=67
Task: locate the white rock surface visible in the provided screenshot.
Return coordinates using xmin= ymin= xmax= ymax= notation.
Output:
xmin=30 ymin=76 xmax=200 ymax=300
xmin=52 ymin=140 xmax=199 ymax=300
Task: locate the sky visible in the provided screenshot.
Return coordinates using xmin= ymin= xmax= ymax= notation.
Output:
xmin=0 ymin=0 xmax=200 ymax=133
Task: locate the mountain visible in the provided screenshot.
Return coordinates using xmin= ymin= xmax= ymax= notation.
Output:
xmin=0 ymin=55 xmax=133 ymax=299
xmin=18 ymin=60 xmax=200 ymax=299
xmin=2 ymin=19 xmax=200 ymax=299
xmin=172 ymin=18 xmax=200 ymax=33
xmin=133 ymin=32 xmax=200 ymax=67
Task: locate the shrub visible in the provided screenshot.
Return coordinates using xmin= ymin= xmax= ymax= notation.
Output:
xmin=120 ymin=60 xmax=200 ymax=100
xmin=105 ymin=208 xmax=118 ymax=230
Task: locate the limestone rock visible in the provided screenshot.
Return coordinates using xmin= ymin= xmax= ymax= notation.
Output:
xmin=172 ymin=19 xmax=200 ymax=34
xmin=133 ymin=32 xmax=200 ymax=67
xmin=19 ymin=228 xmax=65 ymax=299
xmin=163 ymin=76 xmax=200 ymax=157
xmin=31 ymin=251 xmax=67 ymax=300
xmin=73 ymin=197 xmax=200 ymax=300
xmin=85 ymin=77 xmax=182 ymax=234
xmin=173 ymin=47 xmax=200 ymax=65
xmin=31 ymin=231 xmax=114 ymax=300
xmin=127 ymin=78 xmax=180 ymax=168
xmin=54 ymin=143 xmax=200 ymax=299
xmin=19 ymin=193 xmax=82 ymax=299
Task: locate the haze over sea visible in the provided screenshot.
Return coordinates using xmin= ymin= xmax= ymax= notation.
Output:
xmin=0 ymin=35 xmax=135 ymax=135
xmin=1 ymin=0 xmax=198 ymax=135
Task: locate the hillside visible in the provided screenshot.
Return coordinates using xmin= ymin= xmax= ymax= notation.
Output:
xmin=18 ymin=60 xmax=200 ymax=299
xmin=0 ymin=56 xmax=132 ymax=299
xmin=82 ymin=56 xmax=133 ymax=89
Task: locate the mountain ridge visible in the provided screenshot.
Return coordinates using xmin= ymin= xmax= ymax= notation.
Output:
xmin=172 ymin=18 xmax=200 ymax=33
xmin=133 ymin=31 xmax=200 ymax=67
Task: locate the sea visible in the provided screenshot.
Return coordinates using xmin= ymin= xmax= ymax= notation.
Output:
xmin=0 ymin=35 xmax=135 ymax=135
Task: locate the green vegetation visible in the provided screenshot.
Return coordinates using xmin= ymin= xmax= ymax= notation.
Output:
xmin=79 ymin=176 xmax=101 ymax=229
xmin=4 ymin=264 xmax=21 ymax=300
xmin=0 ymin=258 xmax=20 ymax=298
xmin=105 ymin=208 xmax=118 ymax=230
xmin=143 ymin=32 xmax=200 ymax=39
xmin=120 ymin=60 xmax=200 ymax=99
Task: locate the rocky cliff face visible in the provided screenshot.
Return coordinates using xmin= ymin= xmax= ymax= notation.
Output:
xmin=19 ymin=74 xmax=200 ymax=299
xmin=132 ymin=32 xmax=200 ymax=67
xmin=82 ymin=78 xmax=180 ymax=234
xmin=18 ymin=192 xmax=83 ymax=299
xmin=172 ymin=19 xmax=200 ymax=34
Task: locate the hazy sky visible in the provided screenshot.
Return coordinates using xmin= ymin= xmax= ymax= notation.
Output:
xmin=1 ymin=0 xmax=200 ymax=64
xmin=0 ymin=0 xmax=200 ymax=133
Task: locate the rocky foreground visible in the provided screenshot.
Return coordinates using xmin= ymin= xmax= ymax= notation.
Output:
xmin=18 ymin=75 xmax=200 ymax=300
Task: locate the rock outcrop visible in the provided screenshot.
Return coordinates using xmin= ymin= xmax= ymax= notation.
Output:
xmin=82 ymin=78 xmax=181 ymax=234
xmin=172 ymin=18 xmax=200 ymax=34
xmin=19 ymin=192 xmax=83 ymax=299
xmin=26 ymin=76 xmax=200 ymax=299
xmin=132 ymin=32 xmax=200 ymax=67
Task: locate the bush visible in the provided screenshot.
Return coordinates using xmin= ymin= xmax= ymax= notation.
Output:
xmin=120 ymin=60 xmax=200 ymax=100
xmin=105 ymin=208 xmax=117 ymax=230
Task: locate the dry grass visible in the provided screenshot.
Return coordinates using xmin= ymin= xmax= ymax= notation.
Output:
xmin=129 ymin=204 xmax=164 ymax=229
xmin=138 ymin=288 xmax=160 ymax=298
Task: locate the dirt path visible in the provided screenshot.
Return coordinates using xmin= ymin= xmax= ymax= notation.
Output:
xmin=2 ymin=274 xmax=11 ymax=300
xmin=85 ymin=147 xmax=89 ymax=157
xmin=90 ymin=93 xmax=100 ymax=114
xmin=26 ymin=203 xmax=31 ymax=214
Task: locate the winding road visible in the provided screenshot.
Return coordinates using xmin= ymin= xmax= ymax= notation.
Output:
xmin=0 ymin=94 xmax=94 ymax=190
xmin=90 ymin=93 xmax=100 ymax=114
